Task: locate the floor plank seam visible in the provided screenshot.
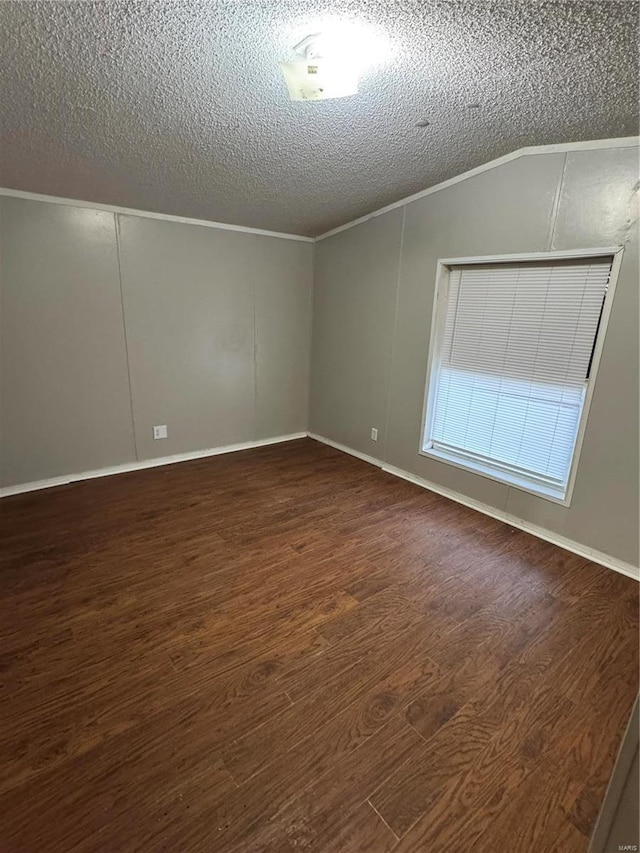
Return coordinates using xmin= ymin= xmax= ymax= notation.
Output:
xmin=366 ymin=797 xmax=400 ymax=840
xmin=404 ymin=711 xmax=446 ymax=746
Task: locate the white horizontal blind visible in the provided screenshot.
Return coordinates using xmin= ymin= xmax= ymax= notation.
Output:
xmin=428 ymin=258 xmax=612 ymax=496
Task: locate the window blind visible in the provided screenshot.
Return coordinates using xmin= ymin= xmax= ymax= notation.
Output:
xmin=426 ymin=257 xmax=612 ymax=498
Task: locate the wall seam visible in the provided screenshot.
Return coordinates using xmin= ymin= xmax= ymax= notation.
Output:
xmin=306 ymin=241 xmax=317 ymax=433
xmin=113 ymin=214 xmax=139 ymax=462
xmin=547 ymin=152 xmax=569 ymax=251
xmin=252 ymin=265 xmax=258 ymax=440
xmin=0 ymin=203 xmax=4 ymax=485
xmin=382 ymin=207 xmax=406 ymax=464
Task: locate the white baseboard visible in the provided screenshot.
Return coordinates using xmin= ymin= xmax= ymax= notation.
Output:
xmin=0 ymin=433 xmax=307 ymax=498
xmin=308 ymin=433 xmax=639 ymax=582
xmin=4 ymin=428 xmax=638 ymax=582
xmin=306 ymin=432 xmax=385 ymax=469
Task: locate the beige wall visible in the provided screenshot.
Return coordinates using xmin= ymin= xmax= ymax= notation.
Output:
xmin=0 ymin=198 xmax=313 ymax=487
xmin=310 ymin=145 xmax=640 ymax=568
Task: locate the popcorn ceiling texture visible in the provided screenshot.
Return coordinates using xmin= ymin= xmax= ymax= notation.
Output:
xmin=0 ymin=0 xmax=638 ymax=237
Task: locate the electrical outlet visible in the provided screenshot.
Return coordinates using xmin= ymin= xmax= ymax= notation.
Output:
xmin=153 ymin=425 xmax=168 ymax=440
xmin=371 ymin=427 xmax=378 ymax=441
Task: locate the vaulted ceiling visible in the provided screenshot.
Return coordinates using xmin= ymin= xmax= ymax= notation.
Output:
xmin=1 ymin=1 xmax=638 ymax=236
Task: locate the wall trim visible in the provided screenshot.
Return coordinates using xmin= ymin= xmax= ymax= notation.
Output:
xmin=0 ymin=433 xmax=307 ymax=498
xmin=2 ymin=139 xmax=637 ymax=244
xmin=0 ymin=188 xmax=314 ymax=243
xmin=308 ymin=433 xmax=639 ymax=582
xmin=307 ymin=432 xmax=385 ymax=469
xmin=4 ymin=427 xmax=638 ymax=581
xmin=315 ymin=136 xmax=640 ymax=241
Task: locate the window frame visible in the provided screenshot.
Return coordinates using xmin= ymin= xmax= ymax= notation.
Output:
xmin=419 ymin=247 xmax=625 ymax=507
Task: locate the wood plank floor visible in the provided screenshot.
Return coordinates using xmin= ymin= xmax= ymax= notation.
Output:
xmin=0 ymin=437 xmax=638 ymax=852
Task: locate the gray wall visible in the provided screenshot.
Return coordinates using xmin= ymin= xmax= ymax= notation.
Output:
xmin=590 ymin=697 xmax=639 ymax=853
xmin=2 ymin=144 xmax=638 ymax=568
xmin=0 ymin=198 xmax=313 ymax=487
xmin=310 ymin=145 xmax=640 ymax=568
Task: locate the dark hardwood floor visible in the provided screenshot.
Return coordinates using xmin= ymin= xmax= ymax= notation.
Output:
xmin=0 ymin=437 xmax=638 ymax=852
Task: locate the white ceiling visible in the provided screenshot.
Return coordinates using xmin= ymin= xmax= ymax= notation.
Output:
xmin=1 ymin=1 xmax=638 ymax=237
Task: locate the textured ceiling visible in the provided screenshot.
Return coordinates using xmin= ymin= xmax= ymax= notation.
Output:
xmin=1 ymin=1 xmax=638 ymax=237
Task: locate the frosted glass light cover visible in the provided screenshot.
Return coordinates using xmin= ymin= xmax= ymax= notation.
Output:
xmin=279 ymin=59 xmax=358 ymax=101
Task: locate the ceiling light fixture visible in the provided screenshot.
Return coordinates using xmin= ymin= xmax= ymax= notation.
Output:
xmin=279 ymin=22 xmax=391 ymax=102
xmin=280 ymin=33 xmax=358 ymax=101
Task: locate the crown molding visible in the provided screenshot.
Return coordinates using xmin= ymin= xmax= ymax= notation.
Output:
xmin=1 ymin=137 xmax=637 ymax=243
xmin=0 ymin=188 xmax=314 ymax=243
xmin=315 ymin=136 xmax=640 ymax=241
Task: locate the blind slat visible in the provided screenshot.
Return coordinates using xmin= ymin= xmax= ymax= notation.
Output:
xmin=443 ymin=260 xmax=609 ymax=386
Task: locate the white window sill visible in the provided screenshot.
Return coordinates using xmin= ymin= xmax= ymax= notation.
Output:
xmin=420 ymin=445 xmax=571 ymax=506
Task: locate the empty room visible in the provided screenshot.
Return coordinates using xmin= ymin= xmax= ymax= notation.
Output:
xmin=1 ymin=1 xmax=639 ymax=851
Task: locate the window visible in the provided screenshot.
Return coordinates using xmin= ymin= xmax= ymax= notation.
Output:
xmin=421 ymin=252 xmax=620 ymax=504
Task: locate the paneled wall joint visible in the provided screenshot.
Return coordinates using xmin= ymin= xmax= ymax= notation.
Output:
xmin=382 ymin=207 xmax=406 ymax=461
xmin=113 ymin=213 xmax=139 ymax=461
xmin=547 ymin=153 xmax=569 ymax=251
